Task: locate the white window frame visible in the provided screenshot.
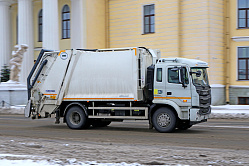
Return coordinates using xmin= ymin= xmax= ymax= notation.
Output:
xmin=237 ymin=46 xmax=249 ymax=81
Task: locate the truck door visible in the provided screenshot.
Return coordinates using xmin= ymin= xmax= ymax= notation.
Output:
xmin=153 ymin=67 xmax=167 ymax=98
xmin=164 ymin=66 xmax=191 ymax=106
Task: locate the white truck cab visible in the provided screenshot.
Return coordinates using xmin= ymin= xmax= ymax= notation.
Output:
xmin=151 ymin=58 xmax=211 ymax=131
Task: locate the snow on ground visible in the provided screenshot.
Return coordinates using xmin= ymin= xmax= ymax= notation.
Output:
xmin=0 ymin=105 xmax=248 ymax=166
xmin=0 ymin=154 xmax=142 ymax=166
xmin=211 ymin=105 xmax=249 ymax=112
xmin=0 ymin=105 xmax=25 ymax=114
xmin=0 ymin=154 xmax=186 ymax=166
xmin=210 ymin=105 xmax=249 ymax=119
xmin=1 ymin=137 xmax=248 ymax=166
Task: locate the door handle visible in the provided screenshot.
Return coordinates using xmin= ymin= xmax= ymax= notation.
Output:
xmin=167 ymin=92 xmax=172 ymax=95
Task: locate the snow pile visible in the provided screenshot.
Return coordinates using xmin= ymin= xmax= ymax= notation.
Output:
xmin=0 ymin=154 xmax=147 ymax=166
xmin=0 ymin=159 xmax=55 ymax=166
xmin=211 ymin=105 xmax=249 ymax=119
xmin=0 ymin=160 xmax=144 ymax=166
xmin=0 ymin=106 xmax=25 ymax=114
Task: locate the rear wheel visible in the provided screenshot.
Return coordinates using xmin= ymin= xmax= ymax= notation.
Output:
xmin=152 ymin=107 xmax=176 ymax=133
xmin=65 ymin=106 xmax=88 ymax=129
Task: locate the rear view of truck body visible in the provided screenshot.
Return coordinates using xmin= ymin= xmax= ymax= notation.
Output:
xmin=26 ymin=48 xmax=159 ymax=120
xmin=63 ymin=48 xmax=154 ymax=102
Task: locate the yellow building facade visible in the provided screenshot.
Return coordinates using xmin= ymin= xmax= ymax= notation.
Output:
xmin=108 ymin=0 xmax=225 ymax=105
xmin=228 ymin=0 xmax=249 ymax=105
xmin=10 ymin=0 xmax=107 ymax=59
xmin=5 ymin=0 xmax=249 ymax=105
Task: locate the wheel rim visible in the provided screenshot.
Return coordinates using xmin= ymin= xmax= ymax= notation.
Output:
xmin=157 ymin=113 xmax=171 ymax=128
xmin=70 ymin=111 xmax=81 ymax=125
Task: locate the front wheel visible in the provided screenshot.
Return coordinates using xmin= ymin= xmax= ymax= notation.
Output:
xmin=152 ymin=107 xmax=177 ymax=133
xmin=65 ymin=106 xmax=88 ymax=129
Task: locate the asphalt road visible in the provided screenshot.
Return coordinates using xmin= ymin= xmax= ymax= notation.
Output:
xmin=0 ymin=114 xmax=249 ymax=151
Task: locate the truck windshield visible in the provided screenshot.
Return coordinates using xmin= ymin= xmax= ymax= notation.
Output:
xmin=191 ymin=68 xmax=209 ymax=86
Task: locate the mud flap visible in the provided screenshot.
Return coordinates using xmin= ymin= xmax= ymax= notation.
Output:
xmin=24 ymin=100 xmax=31 ymax=118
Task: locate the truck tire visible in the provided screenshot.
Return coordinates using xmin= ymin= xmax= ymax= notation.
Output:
xmin=152 ymin=107 xmax=176 ymax=133
xmin=65 ymin=106 xmax=88 ymax=129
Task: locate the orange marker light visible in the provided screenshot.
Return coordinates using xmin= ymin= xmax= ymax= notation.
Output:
xmin=58 ymin=50 xmax=66 ymax=56
xmin=133 ymin=48 xmax=137 ymax=56
xmin=50 ymin=96 xmax=56 ymax=99
xmin=183 ymin=100 xmax=187 ymax=102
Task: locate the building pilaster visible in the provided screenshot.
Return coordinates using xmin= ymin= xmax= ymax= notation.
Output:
xmin=42 ymin=0 xmax=59 ymax=50
xmin=71 ymin=0 xmax=86 ymax=49
xmin=0 ymin=0 xmax=12 ymax=71
xmin=18 ymin=0 xmax=34 ymax=84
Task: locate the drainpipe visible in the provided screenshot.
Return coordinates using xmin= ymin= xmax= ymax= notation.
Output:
xmin=224 ymin=0 xmax=230 ymax=104
xmin=208 ymin=0 xmax=211 ymax=65
xmin=105 ymin=0 xmax=110 ymax=48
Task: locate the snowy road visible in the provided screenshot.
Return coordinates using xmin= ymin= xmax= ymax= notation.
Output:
xmin=0 ymin=114 xmax=249 ymax=165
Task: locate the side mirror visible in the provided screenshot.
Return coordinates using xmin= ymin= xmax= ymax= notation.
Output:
xmin=190 ymin=70 xmax=202 ymax=77
xmin=196 ymin=70 xmax=201 ymax=77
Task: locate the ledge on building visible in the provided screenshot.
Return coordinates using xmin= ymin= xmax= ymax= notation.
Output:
xmin=232 ymin=36 xmax=249 ymax=42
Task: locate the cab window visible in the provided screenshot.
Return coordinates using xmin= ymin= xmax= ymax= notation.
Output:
xmin=168 ymin=67 xmax=189 ymax=84
xmin=156 ymin=68 xmax=162 ymax=82
xmin=168 ymin=68 xmax=179 ymax=83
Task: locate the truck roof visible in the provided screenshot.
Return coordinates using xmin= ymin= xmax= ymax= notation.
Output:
xmin=157 ymin=57 xmax=209 ymax=68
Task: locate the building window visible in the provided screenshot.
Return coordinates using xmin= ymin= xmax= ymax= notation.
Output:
xmin=238 ymin=0 xmax=249 ymax=28
xmin=238 ymin=97 xmax=249 ymax=104
xmin=38 ymin=9 xmax=42 ymax=42
xmin=62 ymin=5 xmax=70 ymax=39
xmin=238 ymin=47 xmax=249 ymax=80
xmin=143 ymin=4 xmax=155 ymax=34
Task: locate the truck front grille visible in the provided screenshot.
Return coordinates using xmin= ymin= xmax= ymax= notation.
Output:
xmin=196 ymin=86 xmax=211 ymax=115
xmin=199 ymin=105 xmax=211 ymax=115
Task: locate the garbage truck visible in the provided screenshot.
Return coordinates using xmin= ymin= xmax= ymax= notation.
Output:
xmin=24 ymin=47 xmax=211 ymax=132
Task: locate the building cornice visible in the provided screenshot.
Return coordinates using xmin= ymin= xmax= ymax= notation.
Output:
xmin=230 ymin=85 xmax=249 ymax=88
xmin=232 ymin=36 xmax=249 ymax=42
xmin=0 ymin=0 xmax=16 ymax=5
